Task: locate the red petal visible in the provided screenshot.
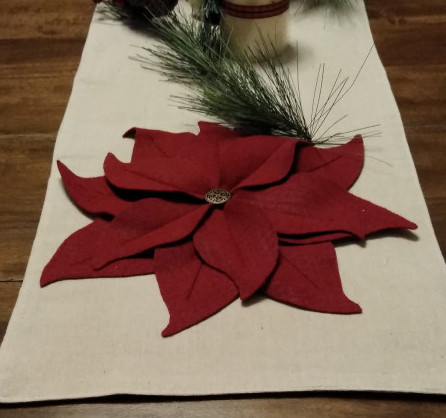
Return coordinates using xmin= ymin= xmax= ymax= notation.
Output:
xmin=125 ymin=127 xmax=216 ymax=166
xmin=237 ymin=173 xmax=417 ymax=239
xmin=265 ymin=243 xmax=362 ymax=314
xmin=280 ymin=231 xmax=351 ymax=245
xmin=124 ymin=127 xmax=197 ymax=161
xmin=106 ymin=126 xmax=223 ymax=197
xmin=40 ymin=219 xmax=154 ymax=286
xmin=219 ymin=135 xmax=299 ymax=191
xmin=154 ymin=241 xmax=238 ymax=337
xmin=197 ymin=121 xmax=242 ymax=138
xmin=193 ymin=197 xmax=279 ymax=300
xmin=93 ymin=199 xmax=210 ymax=268
xmin=57 ymin=161 xmax=130 ymax=216
xmin=104 ymin=153 xmax=216 ymax=198
xmin=297 ymin=136 xmax=364 ymax=189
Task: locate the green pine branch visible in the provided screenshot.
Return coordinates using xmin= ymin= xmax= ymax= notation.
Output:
xmin=138 ymin=13 xmax=313 ymax=140
xmin=98 ymin=3 xmax=377 ymax=143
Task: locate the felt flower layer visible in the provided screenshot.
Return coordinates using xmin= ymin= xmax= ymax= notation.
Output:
xmin=41 ymin=122 xmax=417 ymax=337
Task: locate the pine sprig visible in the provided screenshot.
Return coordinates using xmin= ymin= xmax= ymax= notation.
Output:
xmin=138 ymin=13 xmax=313 ymax=140
xmin=136 ymin=12 xmax=377 ymax=142
xmin=99 ymin=2 xmax=377 ymax=142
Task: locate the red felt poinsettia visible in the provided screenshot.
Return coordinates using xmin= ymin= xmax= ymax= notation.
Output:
xmin=41 ymin=122 xmax=416 ymax=337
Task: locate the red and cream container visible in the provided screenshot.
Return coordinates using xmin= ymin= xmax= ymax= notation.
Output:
xmin=221 ymin=0 xmax=289 ymax=60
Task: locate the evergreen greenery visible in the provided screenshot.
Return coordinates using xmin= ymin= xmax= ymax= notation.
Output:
xmin=98 ymin=1 xmax=377 ymax=143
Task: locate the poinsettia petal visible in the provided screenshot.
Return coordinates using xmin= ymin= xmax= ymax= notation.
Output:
xmin=125 ymin=126 xmax=221 ymax=188
xmin=296 ymin=136 xmax=364 ymax=189
xmin=265 ymin=243 xmax=362 ymax=313
xmin=41 ymin=219 xmax=154 ymax=287
xmin=93 ymin=199 xmax=210 ymax=269
xmin=280 ymin=231 xmax=351 ymax=245
xmin=219 ymin=135 xmax=300 ymax=191
xmin=57 ymin=161 xmax=130 ymax=217
xmin=123 ymin=127 xmax=199 ymax=163
xmin=105 ymin=126 xmax=226 ymax=197
xmin=237 ymin=173 xmax=416 ymax=239
xmin=193 ymin=197 xmax=279 ymax=300
xmin=104 ymin=153 xmax=216 ymax=198
xmin=154 ymin=241 xmax=238 ymax=337
xmin=197 ymin=121 xmax=242 ymax=138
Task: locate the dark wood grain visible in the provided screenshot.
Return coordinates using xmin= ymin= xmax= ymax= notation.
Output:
xmin=0 ymin=0 xmax=445 ymax=415
xmin=2 ymin=394 xmax=446 ymax=418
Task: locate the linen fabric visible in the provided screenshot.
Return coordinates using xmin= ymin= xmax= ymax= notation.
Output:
xmin=0 ymin=1 xmax=445 ymax=402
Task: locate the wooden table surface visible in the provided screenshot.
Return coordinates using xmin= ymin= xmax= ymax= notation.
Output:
xmin=0 ymin=0 xmax=445 ymax=416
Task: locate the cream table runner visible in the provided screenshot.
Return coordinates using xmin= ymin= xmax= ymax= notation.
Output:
xmin=1 ymin=1 xmax=445 ymax=402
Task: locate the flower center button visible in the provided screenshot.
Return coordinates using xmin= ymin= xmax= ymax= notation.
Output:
xmin=204 ymin=189 xmax=231 ymax=205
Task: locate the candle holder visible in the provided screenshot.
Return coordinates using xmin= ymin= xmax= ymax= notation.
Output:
xmin=221 ymin=0 xmax=289 ymax=60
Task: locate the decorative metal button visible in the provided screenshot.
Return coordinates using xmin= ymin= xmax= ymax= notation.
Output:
xmin=204 ymin=189 xmax=231 ymax=205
